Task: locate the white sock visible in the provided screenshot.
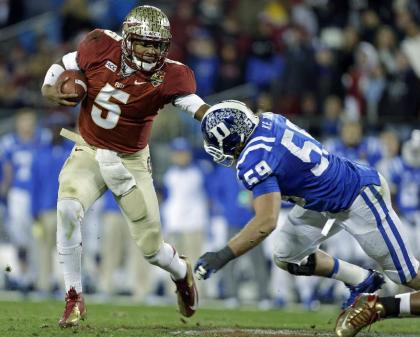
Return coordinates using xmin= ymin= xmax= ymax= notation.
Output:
xmin=58 ymin=244 xmax=83 ymax=293
xmin=56 ymin=199 xmax=84 ymax=294
xmin=146 ymin=242 xmax=187 ymax=280
xmin=396 ymin=293 xmax=411 ymax=316
xmin=328 ymin=257 xmax=370 ymax=285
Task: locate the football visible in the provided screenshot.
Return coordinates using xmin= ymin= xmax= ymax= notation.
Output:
xmin=57 ymin=70 xmax=87 ymax=103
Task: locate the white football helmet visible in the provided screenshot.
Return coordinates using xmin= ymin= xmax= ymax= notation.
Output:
xmin=201 ymin=100 xmax=259 ymax=166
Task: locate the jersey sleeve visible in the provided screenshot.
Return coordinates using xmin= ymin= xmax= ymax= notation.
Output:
xmin=164 ymin=63 xmax=196 ymax=101
xmin=76 ymin=29 xmax=118 ymax=71
xmin=251 ymin=176 xmax=280 ymax=198
xmin=236 ymin=147 xmax=280 ymax=197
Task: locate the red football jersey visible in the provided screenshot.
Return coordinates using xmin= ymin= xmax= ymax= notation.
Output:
xmin=76 ymin=29 xmax=196 ymax=153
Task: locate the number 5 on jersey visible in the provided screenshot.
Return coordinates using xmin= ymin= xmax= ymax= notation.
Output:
xmin=91 ymin=83 xmax=130 ymax=129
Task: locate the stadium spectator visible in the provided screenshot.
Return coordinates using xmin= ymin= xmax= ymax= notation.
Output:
xmin=161 ymin=137 xmax=210 ymax=296
xmin=321 ymin=95 xmax=344 ymax=140
xmin=215 ymin=40 xmax=245 ymax=92
xmin=376 ymin=129 xmax=401 ymax=177
xmin=99 ymin=190 xmax=151 ymax=300
xmin=169 ymin=0 xmax=200 ymax=63
xmin=325 ymin=120 xmax=384 ymax=168
xmin=186 ymin=28 xmax=219 ymax=97
xmin=30 ymin=111 xmax=73 ymax=295
xmin=41 ymin=5 xmax=209 ymax=327
xmin=0 ymin=108 xmax=51 ymax=293
xmin=385 ymin=130 xmax=420 ymax=257
xmin=210 ymin=165 xmax=270 ymax=306
xmin=245 ymin=20 xmax=284 ymax=92
xmin=60 ymin=0 xmax=94 ymax=42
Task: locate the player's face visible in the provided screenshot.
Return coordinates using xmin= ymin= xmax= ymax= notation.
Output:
xmin=341 ymin=122 xmax=362 ymax=146
xmin=16 ymin=111 xmax=36 ymax=139
xmin=132 ymin=40 xmax=162 ymax=63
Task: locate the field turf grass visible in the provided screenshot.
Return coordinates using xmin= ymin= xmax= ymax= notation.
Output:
xmin=0 ymin=300 xmax=420 ymax=337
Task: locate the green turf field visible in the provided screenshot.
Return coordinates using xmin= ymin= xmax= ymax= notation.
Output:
xmin=0 ymin=301 xmax=419 ymax=337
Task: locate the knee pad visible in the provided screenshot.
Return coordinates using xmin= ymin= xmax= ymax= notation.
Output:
xmin=273 ymin=253 xmax=316 ymax=276
xmin=116 ymin=187 xmax=147 ymax=222
xmin=57 ymin=199 xmax=84 ymax=248
xmin=133 ymin=224 xmax=162 ymax=256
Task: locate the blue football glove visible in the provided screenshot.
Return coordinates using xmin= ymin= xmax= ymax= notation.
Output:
xmin=194 ymin=246 xmax=235 ymax=280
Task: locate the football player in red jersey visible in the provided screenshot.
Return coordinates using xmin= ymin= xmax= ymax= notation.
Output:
xmin=41 ymin=5 xmax=208 ymax=327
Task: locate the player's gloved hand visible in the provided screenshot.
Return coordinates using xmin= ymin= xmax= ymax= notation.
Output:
xmin=194 ymin=246 xmax=235 ymax=280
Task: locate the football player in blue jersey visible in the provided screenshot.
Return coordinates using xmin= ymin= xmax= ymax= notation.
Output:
xmin=386 ymin=130 xmax=420 ymax=255
xmin=194 ymin=101 xmax=420 ymax=337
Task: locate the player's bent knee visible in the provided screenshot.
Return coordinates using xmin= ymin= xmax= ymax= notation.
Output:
xmin=57 ymin=199 xmax=84 ymax=227
xmin=273 ymin=253 xmax=316 ymax=276
xmin=57 ymin=199 xmax=84 ymax=245
xmin=384 ymin=267 xmax=420 ymax=287
xmin=273 ymin=254 xmax=289 ymax=271
xmin=116 ymin=187 xmax=147 ymax=222
xmin=405 ymin=271 xmax=420 ymax=290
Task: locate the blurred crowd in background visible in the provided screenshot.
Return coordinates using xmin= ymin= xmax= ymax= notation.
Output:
xmin=0 ymin=0 xmax=419 ymax=309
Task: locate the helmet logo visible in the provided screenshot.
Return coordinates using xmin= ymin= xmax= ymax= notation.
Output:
xmin=209 ymin=122 xmax=231 ymax=145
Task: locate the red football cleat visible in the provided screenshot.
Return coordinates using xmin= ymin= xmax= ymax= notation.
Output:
xmin=173 ymin=256 xmax=198 ymax=317
xmin=58 ymin=287 xmax=87 ymax=327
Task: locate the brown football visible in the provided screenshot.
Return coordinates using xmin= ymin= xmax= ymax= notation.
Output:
xmin=58 ymin=70 xmax=87 ymax=103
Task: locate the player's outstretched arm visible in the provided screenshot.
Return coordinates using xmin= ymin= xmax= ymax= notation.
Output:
xmin=41 ymin=53 xmax=79 ymax=106
xmin=195 ymin=192 xmax=281 ymax=280
xmin=194 ymin=103 xmax=210 ymax=121
xmin=173 ymin=95 xmax=210 ymax=121
xmin=228 ymin=191 xmax=281 ymax=257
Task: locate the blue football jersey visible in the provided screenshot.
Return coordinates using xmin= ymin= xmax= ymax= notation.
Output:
xmin=236 ymin=113 xmax=380 ymax=213
xmin=1 ymin=129 xmax=51 ymax=191
xmin=388 ymin=157 xmax=420 ymax=220
xmin=324 ymin=136 xmax=383 ymax=167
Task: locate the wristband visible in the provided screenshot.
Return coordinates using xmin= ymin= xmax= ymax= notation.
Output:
xmin=217 ymin=245 xmax=236 ymax=264
xmin=42 ymin=63 xmax=65 ymax=86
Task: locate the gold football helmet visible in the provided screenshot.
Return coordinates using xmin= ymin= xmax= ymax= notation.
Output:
xmin=122 ymin=5 xmax=171 ymax=72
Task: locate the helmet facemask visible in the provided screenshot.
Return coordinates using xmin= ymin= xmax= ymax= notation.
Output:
xmin=122 ymin=6 xmax=171 ymax=73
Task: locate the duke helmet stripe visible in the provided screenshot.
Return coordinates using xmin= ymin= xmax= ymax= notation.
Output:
xmin=368 ymin=186 xmax=417 ymax=279
xmin=361 ymin=190 xmax=406 ymax=283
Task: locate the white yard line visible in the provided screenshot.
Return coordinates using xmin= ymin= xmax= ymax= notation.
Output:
xmin=169 ymin=328 xmax=420 ymax=337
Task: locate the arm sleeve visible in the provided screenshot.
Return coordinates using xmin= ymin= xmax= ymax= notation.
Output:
xmin=251 ymin=175 xmax=281 ymax=198
xmin=76 ymin=29 xmax=115 ymax=71
xmin=62 ymin=52 xmax=79 ymax=70
xmin=165 ymin=65 xmax=196 ymax=99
